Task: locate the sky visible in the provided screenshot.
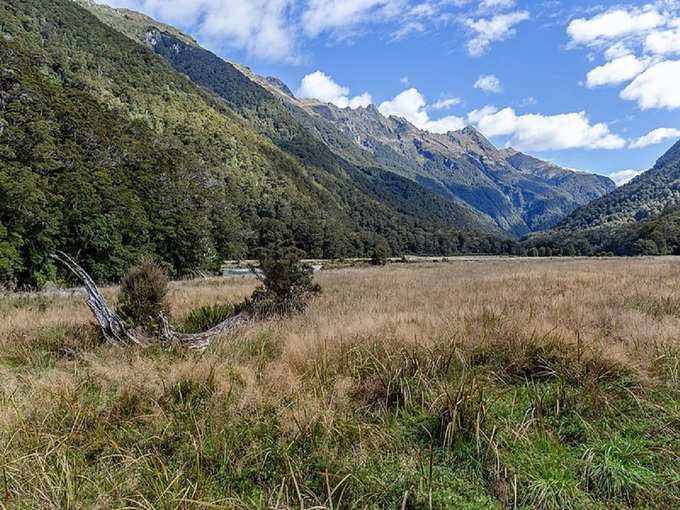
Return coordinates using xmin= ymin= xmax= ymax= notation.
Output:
xmin=101 ymin=0 xmax=680 ymax=185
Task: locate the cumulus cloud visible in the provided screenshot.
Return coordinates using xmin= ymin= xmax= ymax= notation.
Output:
xmin=470 ymin=107 xmax=626 ymax=151
xmin=465 ymin=11 xmax=529 ymax=56
xmin=630 ymin=127 xmax=680 ymax=148
xmin=378 ymin=88 xmax=466 ymax=133
xmin=620 ymin=60 xmax=680 ymax=109
xmin=480 ymin=0 xmax=515 ymax=9
xmin=568 ymin=5 xmax=680 ymax=111
xmin=302 ymin=0 xmax=404 ymax=37
xmin=105 ymin=0 xmax=297 ymax=61
xmin=645 ymin=27 xmax=680 ymax=55
xmin=474 ymin=74 xmax=503 ymax=93
xmin=586 ymin=55 xmax=651 ymax=88
xmin=567 ymin=7 xmax=664 ymax=45
xmin=297 ymin=71 xmax=372 ymax=108
xmin=608 ymin=169 xmax=644 ymax=186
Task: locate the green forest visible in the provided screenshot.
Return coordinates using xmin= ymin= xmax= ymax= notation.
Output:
xmin=0 ymin=0 xmax=511 ymax=288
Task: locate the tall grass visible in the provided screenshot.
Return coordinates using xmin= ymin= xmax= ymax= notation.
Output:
xmin=1 ymin=258 xmax=680 ymax=508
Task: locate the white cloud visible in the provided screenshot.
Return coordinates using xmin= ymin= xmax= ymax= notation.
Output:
xmin=604 ymin=42 xmax=633 ymax=60
xmin=645 ymin=27 xmax=680 ymax=54
xmin=586 ymin=55 xmax=650 ymax=88
xmin=630 ymin=127 xmax=680 ymax=148
xmin=567 ymin=7 xmax=664 ymax=45
xmin=465 ymin=11 xmax=529 ymax=56
xmin=470 ymin=107 xmax=626 ymax=151
xmin=474 ymin=74 xmax=503 ymax=93
xmin=297 ymin=71 xmax=372 ymax=108
xmin=608 ymin=169 xmax=644 ymax=186
xmin=567 ymin=5 xmax=680 ymax=111
xmin=302 ymin=0 xmax=403 ymax=37
xmin=620 ymin=60 xmax=680 ymax=109
xmin=480 ymin=0 xmax=515 ymax=9
xmin=431 ymin=97 xmax=462 ymax=110
xmin=106 ymin=0 xmax=297 ymax=61
xmin=378 ymin=88 xmax=465 ymax=133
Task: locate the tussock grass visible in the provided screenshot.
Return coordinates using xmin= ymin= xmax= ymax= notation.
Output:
xmin=2 ymin=258 xmax=680 ymax=508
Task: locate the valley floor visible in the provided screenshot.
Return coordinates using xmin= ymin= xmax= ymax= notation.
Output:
xmin=2 ymin=258 xmax=680 ymax=508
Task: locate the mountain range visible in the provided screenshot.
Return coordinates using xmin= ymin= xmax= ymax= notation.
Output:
xmin=0 ymin=0 xmax=505 ymax=286
xmin=1 ymin=0 xmax=678 ymax=286
xmin=77 ymin=0 xmax=615 ymax=237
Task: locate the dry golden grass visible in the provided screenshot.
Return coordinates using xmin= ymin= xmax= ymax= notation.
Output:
xmin=2 ymin=257 xmax=680 ymax=509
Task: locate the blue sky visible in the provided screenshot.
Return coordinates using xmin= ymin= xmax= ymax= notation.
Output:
xmin=102 ymin=0 xmax=680 ymax=184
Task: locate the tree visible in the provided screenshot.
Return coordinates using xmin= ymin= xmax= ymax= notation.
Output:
xmin=248 ymin=241 xmax=321 ymax=316
xmin=633 ymin=239 xmax=659 ymax=256
xmin=371 ymin=239 xmax=390 ymax=266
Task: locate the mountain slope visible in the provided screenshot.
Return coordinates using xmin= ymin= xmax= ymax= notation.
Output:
xmin=293 ymin=102 xmax=616 ymax=235
xmin=556 ymin=140 xmax=680 ymax=231
xmin=526 ymin=140 xmax=680 ymax=255
xmin=74 ymin=0 xmax=500 ymax=235
xmin=238 ymin=64 xmax=616 ymax=234
xmin=77 ymin=0 xmax=614 ymax=237
xmin=0 ymin=0 xmax=507 ymax=286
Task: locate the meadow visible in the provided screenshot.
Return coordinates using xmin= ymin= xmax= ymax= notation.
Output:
xmin=2 ymin=258 xmax=680 ymax=509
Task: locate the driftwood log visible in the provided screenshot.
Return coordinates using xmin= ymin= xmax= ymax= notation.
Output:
xmin=51 ymin=252 xmax=249 ymax=350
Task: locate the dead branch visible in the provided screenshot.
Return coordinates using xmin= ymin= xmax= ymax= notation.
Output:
xmin=158 ymin=311 xmax=250 ymax=351
xmin=51 ymin=251 xmax=149 ymax=347
xmin=52 ymin=252 xmax=249 ymax=350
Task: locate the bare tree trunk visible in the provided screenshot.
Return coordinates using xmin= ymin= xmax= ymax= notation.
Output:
xmin=52 ymin=252 xmax=250 ymax=350
xmin=158 ymin=311 xmax=250 ymax=351
xmin=51 ymin=252 xmax=149 ymax=347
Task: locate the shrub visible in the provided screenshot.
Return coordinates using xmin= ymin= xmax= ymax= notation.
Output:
xmin=370 ymin=240 xmax=390 ymax=266
xmin=246 ymin=241 xmax=320 ymax=317
xmin=117 ymin=257 xmax=169 ymax=332
xmin=180 ymin=303 xmax=235 ymax=334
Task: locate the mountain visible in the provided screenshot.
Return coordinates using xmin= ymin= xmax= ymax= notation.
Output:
xmin=288 ymin=103 xmax=616 ymax=235
xmin=0 ymin=0 xmax=508 ymax=287
xmin=237 ymin=66 xmax=615 ymax=235
xmin=526 ymin=140 xmax=680 ymax=255
xmin=76 ymin=0 xmax=615 ymax=237
xmin=556 ymin=140 xmax=680 ymax=231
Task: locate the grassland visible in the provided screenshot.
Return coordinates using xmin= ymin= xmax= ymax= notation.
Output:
xmin=2 ymin=258 xmax=680 ymax=509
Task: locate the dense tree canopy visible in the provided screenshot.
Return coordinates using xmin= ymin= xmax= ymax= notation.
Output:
xmin=0 ymin=0 xmax=510 ymax=287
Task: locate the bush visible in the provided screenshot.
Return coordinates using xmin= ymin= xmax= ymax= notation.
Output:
xmin=246 ymin=242 xmax=320 ymax=317
xmin=117 ymin=257 xmax=169 ymax=332
xmin=370 ymin=240 xmax=390 ymax=266
xmin=180 ymin=303 xmax=235 ymax=334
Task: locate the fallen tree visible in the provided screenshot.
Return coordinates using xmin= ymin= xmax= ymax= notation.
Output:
xmin=51 ymin=252 xmax=249 ymax=350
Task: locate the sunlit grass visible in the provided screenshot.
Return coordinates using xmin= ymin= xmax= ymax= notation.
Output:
xmin=1 ymin=257 xmax=680 ymax=508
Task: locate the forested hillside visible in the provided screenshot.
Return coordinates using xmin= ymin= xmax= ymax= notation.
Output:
xmin=557 ymin=140 xmax=680 ymax=231
xmin=77 ymin=0 xmax=615 ymax=236
xmin=0 ymin=0 xmax=508 ymax=287
xmin=525 ymin=140 xmax=680 ymax=255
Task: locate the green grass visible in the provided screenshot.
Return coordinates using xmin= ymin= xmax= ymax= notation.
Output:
xmin=3 ymin=304 xmax=680 ymax=508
